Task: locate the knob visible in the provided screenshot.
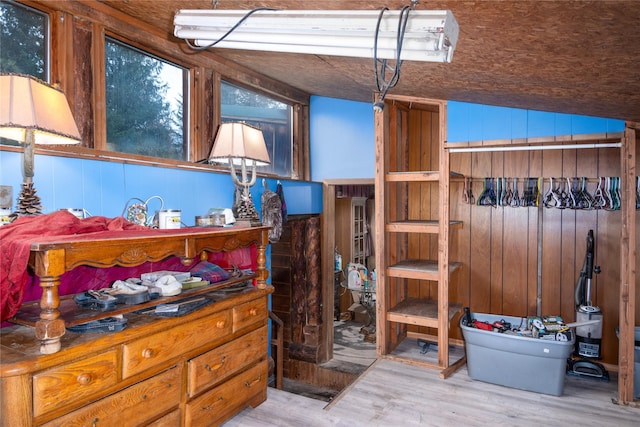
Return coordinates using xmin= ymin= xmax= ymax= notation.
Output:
xmin=77 ymin=373 xmax=92 ymax=385
xmin=142 ymin=348 xmax=155 ymax=359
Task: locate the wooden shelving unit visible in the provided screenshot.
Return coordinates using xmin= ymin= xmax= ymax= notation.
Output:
xmin=374 ymin=95 xmax=465 ymax=377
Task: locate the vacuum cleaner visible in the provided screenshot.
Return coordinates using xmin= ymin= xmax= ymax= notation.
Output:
xmin=567 ymin=229 xmax=609 ymax=380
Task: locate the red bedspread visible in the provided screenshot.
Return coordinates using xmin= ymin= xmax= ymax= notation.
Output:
xmin=0 ymin=211 xmax=147 ymax=321
xmin=0 ymin=211 xmax=256 ymax=322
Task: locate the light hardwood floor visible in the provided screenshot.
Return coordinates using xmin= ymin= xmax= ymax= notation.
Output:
xmin=224 ymin=359 xmax=639 ymax=426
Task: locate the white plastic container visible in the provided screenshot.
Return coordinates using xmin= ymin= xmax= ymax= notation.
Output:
xmin=158 ymin=209 xmax=181 ymax=229
xmin=460 ymin=312 xmax=575 ymax=396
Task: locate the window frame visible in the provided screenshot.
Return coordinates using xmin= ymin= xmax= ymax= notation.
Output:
xmin=102 ymin=35 xmax=190 ymax=161
xmin=2 ymin=0 xmax=310 ymax=181
xmin=219 ymin=79 xmax=295 ymax=178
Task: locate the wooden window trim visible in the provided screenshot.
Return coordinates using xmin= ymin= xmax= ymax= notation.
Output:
xmin=16 ymin=0 xmax=311 ymax=180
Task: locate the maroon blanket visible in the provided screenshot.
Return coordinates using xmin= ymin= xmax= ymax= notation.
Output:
xmin=1 ymin=211 xmax=257 ymax=323
xmin=0 ymin=211 xmax=147 ymax=321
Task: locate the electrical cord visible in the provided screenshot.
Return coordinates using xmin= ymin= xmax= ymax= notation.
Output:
xmin=184 ymin=8 xmax=278 ymax=51
xmin=373 ymin=5 xmax=412 ymax=112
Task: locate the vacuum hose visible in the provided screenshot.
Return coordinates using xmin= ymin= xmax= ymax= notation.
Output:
xmin=575 ymin=230 xmax=595 ymax=307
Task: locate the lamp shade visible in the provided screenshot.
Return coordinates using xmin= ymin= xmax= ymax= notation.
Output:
xmin=0 ymin=74 xmax=81 ymax=145
xmin=209 ymin=122 xmax=270 ymax=166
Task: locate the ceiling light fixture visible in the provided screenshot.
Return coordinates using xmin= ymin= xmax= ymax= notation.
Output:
xmin=173 ymin=8 xmax=459 ymax=63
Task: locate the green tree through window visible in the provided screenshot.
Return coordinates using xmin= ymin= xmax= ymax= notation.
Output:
xmin=105 ymin=38 xmax=186 ymax=160
xmin=221 ymin=81 xmax=292 ymax=177
xmin=0 ymin=1 xmax=47 ymax=79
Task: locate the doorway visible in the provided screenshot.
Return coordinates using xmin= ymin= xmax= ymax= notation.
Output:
xmin=322 ymin=179 xmax=376 ymax=373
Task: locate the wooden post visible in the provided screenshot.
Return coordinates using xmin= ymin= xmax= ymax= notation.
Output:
xmin=618 ymin=123 xmax=637 ymax=405
xmin=33 ymin=249 xmax=66 ymax=354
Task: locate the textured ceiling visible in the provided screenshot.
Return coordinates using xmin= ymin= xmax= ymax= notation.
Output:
xmin=99 ymin=0 xmax=640 ymax=122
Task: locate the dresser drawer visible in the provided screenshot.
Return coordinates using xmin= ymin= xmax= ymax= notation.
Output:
xmin=123 ymin=310 xmax=231 ymax=379
xmin=147 ymin=408 xmax=181 ymax=426
xmin=41 ymin=366 xmax=181 ymax=427
xmin=33 ymin=349 xmax=118 ymax=418
xmin=185 ymin=360 xmax=267 ymax=427
xmin=233 ymin=298 xmax=267 ymax=333
xmin=187 ymin=325 xmax=267 ymax=397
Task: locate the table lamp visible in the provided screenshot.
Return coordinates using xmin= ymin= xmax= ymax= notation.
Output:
xmin=209 ymin=122 xmax=270 ymax=225
xmin=0 ymin=74 xmax=81 ymax=218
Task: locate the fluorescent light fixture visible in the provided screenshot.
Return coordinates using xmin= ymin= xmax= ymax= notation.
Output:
xmin=174 ymin=9 xmax=459 ymax=63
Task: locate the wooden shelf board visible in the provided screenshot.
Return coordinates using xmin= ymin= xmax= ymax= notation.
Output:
xmin=386 ymin=298 xmax=462 ymax=328
xmin=385 ymin=171 xmax=439 ymax=182
xmin=382 ymin=335 xmax=466 ymax=374
xmin=387 ymin=260 xmax=462 ymax=280
xmin=386 ymin=220 xmax=463 ymax=233
xmin=9 ymin=275 xmax=257 ymax=327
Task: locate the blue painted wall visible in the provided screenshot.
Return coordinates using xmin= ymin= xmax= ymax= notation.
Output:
xmin=0 ymin=151 xmax=322 ymax=223
xmin=447 ymin=101 xmax=625 ymax=143
xmin=309 ymin=96 xmax=375 ymax=181
xmin=308 ymin=97 xmax=626 ymax=182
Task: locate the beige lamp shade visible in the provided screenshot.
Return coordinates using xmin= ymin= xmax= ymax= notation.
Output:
xmin=209 ymin=122 xmax=270 ymax=166
xmin=0 ymin=74 xmax=81 ymax=145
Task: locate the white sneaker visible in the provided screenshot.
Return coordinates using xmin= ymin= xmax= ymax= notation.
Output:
xmin=155 ymin=275 xmax=182 ymax=297
xmin=106 ymin=280 xmax=150 ymax=305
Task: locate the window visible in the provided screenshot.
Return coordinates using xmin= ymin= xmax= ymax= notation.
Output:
xmin=0 ymin=1 xmax=48 ymax=79
xmin=221 ymin=81 xmax=293 ymax=177
xmin=105 ymin=38 xmax=188 ymax=160
xmin=0 ymin=1 xmax=48 ymax=147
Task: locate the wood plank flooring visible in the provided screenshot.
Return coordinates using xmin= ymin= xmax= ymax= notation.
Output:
xmin=224 ymin=359 xmax=639 ymax=426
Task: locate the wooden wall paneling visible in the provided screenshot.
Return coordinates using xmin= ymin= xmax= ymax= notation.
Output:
xmin=290 ymin=219 xmax=306 ymax=347
xmin=427 ymin=111 xmax=439 ymax=303
xmin=382 ymin=103 xmax=402 ymax=352
xmin=393 ymin=107 xmax=410 ymax=343
xmin=527 ymin=150 xmax=543 ymax=316
xmin=321 ymin=183 xmax=336 ymax=363
xmin=469 ymin=152 xmax=492 ymax=314
xmin=541 ymin=150 xmax=563 ymax=315
xmin=305 ymin=217 xmax=322 ymax=341
xmin=408 ymin=109 xmax=422 ymax=304
xmin=449 ymin=154 xmax=471 ymax=341
xmin=595 ymin=147 xmax=622 ymax=363
xmin=571 ymin=148 xmax=598 ymax=324
xmin=71 ymin=17 xmax=95 ymax=148
xmin=559 ymin=149 xmax=578 ymax=319
xmin=270 ymin=222 xmax=294 ymax=377
xmin=489 ymin=151 xmax=505 ymax=315
xmin=502 ymin=151 xmax=528 ymax=316
xmin=335 ymin=197 xmax=352 ymax=314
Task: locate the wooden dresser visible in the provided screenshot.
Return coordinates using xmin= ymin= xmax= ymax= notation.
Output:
xmin=0 ymin=225 xmax=272 ymax=426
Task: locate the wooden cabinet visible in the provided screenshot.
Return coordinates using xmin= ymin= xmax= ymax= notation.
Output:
xmin=375 ymin=96 xmax=465 ymax=376
xmin=1 ymin=225 xmax=272 ymax=426
xmin=1 ymin=287 xmax=270 ymax=426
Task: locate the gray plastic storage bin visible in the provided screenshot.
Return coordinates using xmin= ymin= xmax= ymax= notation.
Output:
xmin=635 ymin=327 xmax=639 ymax=398
xmin=460 ymin=312 xmax=575 ymax=396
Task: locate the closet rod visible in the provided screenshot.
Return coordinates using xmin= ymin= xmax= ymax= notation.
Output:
xmin=448 ymin=142 xmax=621 ymax=153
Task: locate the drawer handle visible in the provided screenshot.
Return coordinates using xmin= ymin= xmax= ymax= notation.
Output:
xmin=142 ymin=348 xmax=155 ymax=359
xmin=77 ymin=373 xmax=92 ymax=385
xmin=249 ymin=308 xmax=258 ymax=316
xmin=201 ymin=397 xmax=223 ymax=411
xmin=216 ymin=320 xmax=226 ymax=329
xmin=244 ymin=374 xmax=262 ymax=388
xmin=204 ymin=356 xmax=226 ymax=372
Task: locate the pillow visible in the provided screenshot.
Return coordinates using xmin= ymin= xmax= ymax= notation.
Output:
xmin=190 ymin=261 xmax=230 ymax=283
